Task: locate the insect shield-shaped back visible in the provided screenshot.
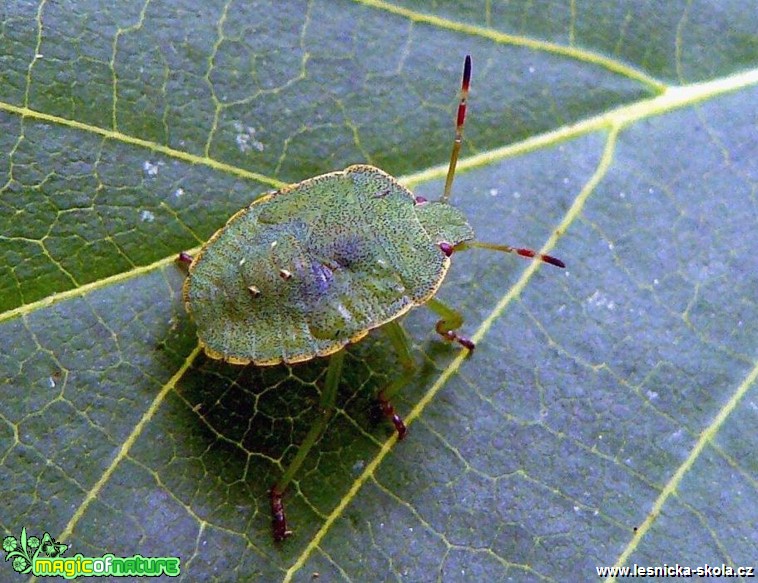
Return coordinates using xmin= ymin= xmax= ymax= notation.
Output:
xmin=183 ymin=165 xmax=474 ymax=365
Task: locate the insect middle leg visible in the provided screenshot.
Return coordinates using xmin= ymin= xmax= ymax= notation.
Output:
xmin=270 ymin=350 xmax=345 ymax=541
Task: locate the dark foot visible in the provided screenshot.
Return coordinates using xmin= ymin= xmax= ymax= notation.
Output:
xmin=270 ymin=487 xmax=292 ymax=542
xmin=377 ymin=395 xmax=407 ymax=440
xmin=177 ymin=251 xmax=193 ymax=264
xmin=435 ymin=321 xmax=476 ymax=351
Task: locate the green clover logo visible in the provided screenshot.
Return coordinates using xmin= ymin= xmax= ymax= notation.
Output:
xmin=2 ymin=528 xmax=67 ymax=574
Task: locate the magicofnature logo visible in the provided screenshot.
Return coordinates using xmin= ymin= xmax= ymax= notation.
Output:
xmin=3 ymin=527 xmax=180 ymax=578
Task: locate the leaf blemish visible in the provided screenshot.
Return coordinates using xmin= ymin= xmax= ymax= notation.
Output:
xmin=143 ymin=160 xmax=161 ymax=176
xmin=233 ymin=121 xmax=265 ymax=153
xmin=587 ymin=289 xmax=615 ymax=310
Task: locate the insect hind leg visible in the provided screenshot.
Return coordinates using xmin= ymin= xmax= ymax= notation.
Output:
xmin=270 ymin=350 xmax=345 ymax=541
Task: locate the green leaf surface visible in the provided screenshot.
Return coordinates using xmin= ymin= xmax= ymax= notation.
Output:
xmin=1 ymin=1 xmax=756 ymax=581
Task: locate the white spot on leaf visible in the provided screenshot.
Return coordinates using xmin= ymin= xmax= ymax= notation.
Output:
xmin=143 ymin=160 xmax=162 ymax=176
xmin=586 ymin=289 xmax=615 ymax=310
xmin=234 ymin=121 xmax=265 ymax=153
xmin=140 ymin=210 xmax=155 ymax=222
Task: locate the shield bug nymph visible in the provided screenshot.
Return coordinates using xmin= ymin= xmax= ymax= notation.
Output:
xmin=179 ymin=55 xmax=564 ymax=541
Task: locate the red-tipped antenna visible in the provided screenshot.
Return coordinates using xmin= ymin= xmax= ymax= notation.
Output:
xmin=436 ymin=56 xmax=565 ymax=270
xmin=454 ymin=242 xmax=566 ymax=269
xmin=441 ymin=55 xmax=471 ymax=203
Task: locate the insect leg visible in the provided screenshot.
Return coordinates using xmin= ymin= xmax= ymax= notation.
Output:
xmin=270 ymin=350 xmax=345 ymax=542
xmin=377 ymin=320 xmax=417 ymax=439
xmin=426 ymin=297 xmax=475 ymax=351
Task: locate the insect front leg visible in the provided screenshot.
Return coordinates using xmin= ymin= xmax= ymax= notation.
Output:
xmin=376 ymin=321 xmax=417 ymax=439
xmin=270 ymin=350 xmax=345 ymax=541
xmin=426 ymin=297 xmax=475 ymax=351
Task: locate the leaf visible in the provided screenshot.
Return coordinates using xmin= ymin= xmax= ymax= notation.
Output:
xmin=1 ymin=1 xmax=756 ymax=581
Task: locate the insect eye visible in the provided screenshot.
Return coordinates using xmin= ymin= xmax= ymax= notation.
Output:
xmin=438 ymin=242 xmax=454 ymax=257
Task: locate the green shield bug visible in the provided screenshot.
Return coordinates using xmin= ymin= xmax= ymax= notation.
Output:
xmin=179 ymin=56 xmax=564 ymax=541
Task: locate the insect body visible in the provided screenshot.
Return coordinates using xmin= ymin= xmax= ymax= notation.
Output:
xmin=180 ymin=56 xmax=563 ymax=541
xmin=183 ymin=166 xmax=474 ymax=365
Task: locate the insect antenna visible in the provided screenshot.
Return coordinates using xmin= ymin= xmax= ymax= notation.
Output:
xmin=441 ymin=55 xmax=471 ymax=204
xmin=438 ymin=56 xmax=565 ymax=270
